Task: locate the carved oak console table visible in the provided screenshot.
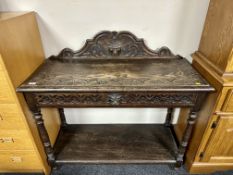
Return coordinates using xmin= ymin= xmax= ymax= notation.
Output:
xmin=17 ymin=31 xmax=214 ymax=168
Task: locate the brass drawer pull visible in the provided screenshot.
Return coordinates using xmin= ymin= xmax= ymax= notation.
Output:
xmin=11 ymin=156 xmax=22 ymax=163
xmin=0 ymin=137 xmax=14 ymax=143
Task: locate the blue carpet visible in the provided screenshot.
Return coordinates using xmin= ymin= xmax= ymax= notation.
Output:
xmin=51 ymin=164 xmax=233 ymax=175
xmin=1 ymin=165 xmax=232 ymax=175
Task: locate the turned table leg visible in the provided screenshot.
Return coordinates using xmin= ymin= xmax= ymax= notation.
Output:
xmin=176 ymin=110 xmax=197 ymax=167
xmin=165 ymin=108 xmax=174 ymax=127
xmin=25 ymin=94 xmax=55 ymax=166
xmin=58 ymin=108 xmax=67 ymax=128
xmin=34 ymin=109 xmax=55 ymax=165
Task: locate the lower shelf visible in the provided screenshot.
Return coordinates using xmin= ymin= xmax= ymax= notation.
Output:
xmin=54 ymin=124 xmax=178 ymax=164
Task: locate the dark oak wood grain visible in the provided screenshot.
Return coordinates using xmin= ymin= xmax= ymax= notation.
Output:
xmin=18 ymin=59 xmax=212 ymax=92
xmin=17 ymin=31 xmax=212 ymax=93
xmin=49 ymin=31 xmax=176 ymax=60
xmin=17 ymin=31 xmax=214 ymax=168
xmin=54 ymin=124 xmax=177 ymax=164
xmin=31 ymin=92 xmax=199 ymax=108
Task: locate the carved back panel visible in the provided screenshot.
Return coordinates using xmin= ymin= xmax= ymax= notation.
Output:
xmin=49 ymin=31 xmax=178 ymax=61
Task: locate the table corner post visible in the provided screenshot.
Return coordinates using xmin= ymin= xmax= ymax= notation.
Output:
xmin=58 ymin=108 xmax=68 ymax=128
xmin=176 ymin=110 xmax=197 ymax=167
xmin=24 ymin=93 xmax=55 ymax=166
xmin=165 ymin=108 xmax=174 ymax=127
xmin=175 ymin=93 xmax=206 ymax=167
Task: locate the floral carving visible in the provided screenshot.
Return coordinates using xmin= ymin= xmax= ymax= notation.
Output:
xmin=107 ymin=93 xmax=122 ymax=105
xmin=34 ymin=92 xmax=197 ymax=107
xmin=49 ymin=31 xmax=176 ymax=61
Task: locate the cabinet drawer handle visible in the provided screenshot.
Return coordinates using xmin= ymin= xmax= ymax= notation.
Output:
xmin=0 ymin=137 xmax=14 ymax=143
xmin=11 ymin=156 xmax=22 ymax=163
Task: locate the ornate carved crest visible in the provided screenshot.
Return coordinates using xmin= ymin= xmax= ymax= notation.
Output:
xmin=49 ymin=31 xmax=177 ymax=61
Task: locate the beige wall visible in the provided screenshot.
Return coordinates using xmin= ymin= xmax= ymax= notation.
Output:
xmin=0 ymin=0 xmax=210 ymax=124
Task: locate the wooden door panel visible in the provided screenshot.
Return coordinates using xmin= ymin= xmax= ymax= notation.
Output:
xmin=222 ymin=89 xmax=233 ymax=112
xmin=202 ymin=116 xmax=233 ymax=162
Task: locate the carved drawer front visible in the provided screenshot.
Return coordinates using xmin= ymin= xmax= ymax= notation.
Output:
xmin=0 ymin=130 xmax=34 ymax=150
xmin=0 ymin=104 xmax=25 ymax=130
xmin=0 ymin=151 xmax=42 ymax=171
xmin=0 ymin=72 xmax=15 ymax=103
xmin=222 ymin=89 xmax=233 ymax=112
xmin=34 ymin=92 xmax=197 ymax=107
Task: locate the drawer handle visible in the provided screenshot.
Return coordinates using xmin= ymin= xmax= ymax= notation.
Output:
xmin=108 ymin=94 xmax=122 ymax=105
xmin=0 ymin=114 xmax=3 ymax=120
xmin=11 ymin=156 xmax=22 ymax=163
xmin=0 ymin=137 xmax=14 ymax=143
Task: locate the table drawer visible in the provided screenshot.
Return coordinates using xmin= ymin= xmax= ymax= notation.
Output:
xmin=0 ymin=151 xmax=42 ymax=171
xmin=0 ymin=71 xmax=15 ymax=103
xmin=33 ymin=92 xmax=198 ymax=107
xmin=222 ymin=89 xmax=233 ymax=112
xmin=0 ymin=130 xmax=34 ymax=150
xmin=0 ymin=104 xmax=25 ymax=130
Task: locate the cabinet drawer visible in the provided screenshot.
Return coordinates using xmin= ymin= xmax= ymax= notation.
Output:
xmin=0 ymin=151 xmax=42 ymax=171
xmin=0 ymin=72 xmax=15 ymax=103
xmin=0 ymin=104 xmax=25 ymax=130
xmin=222 ymin=89 xmax=233 ymax=112
xmin=0 ymin=130 xmax=34 ymax=150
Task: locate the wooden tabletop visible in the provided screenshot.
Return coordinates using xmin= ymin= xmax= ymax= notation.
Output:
xmin=17 ymin=58 xmax=213 ymax=92
xmin=17 ymin=31 xmax=214 ymax=93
